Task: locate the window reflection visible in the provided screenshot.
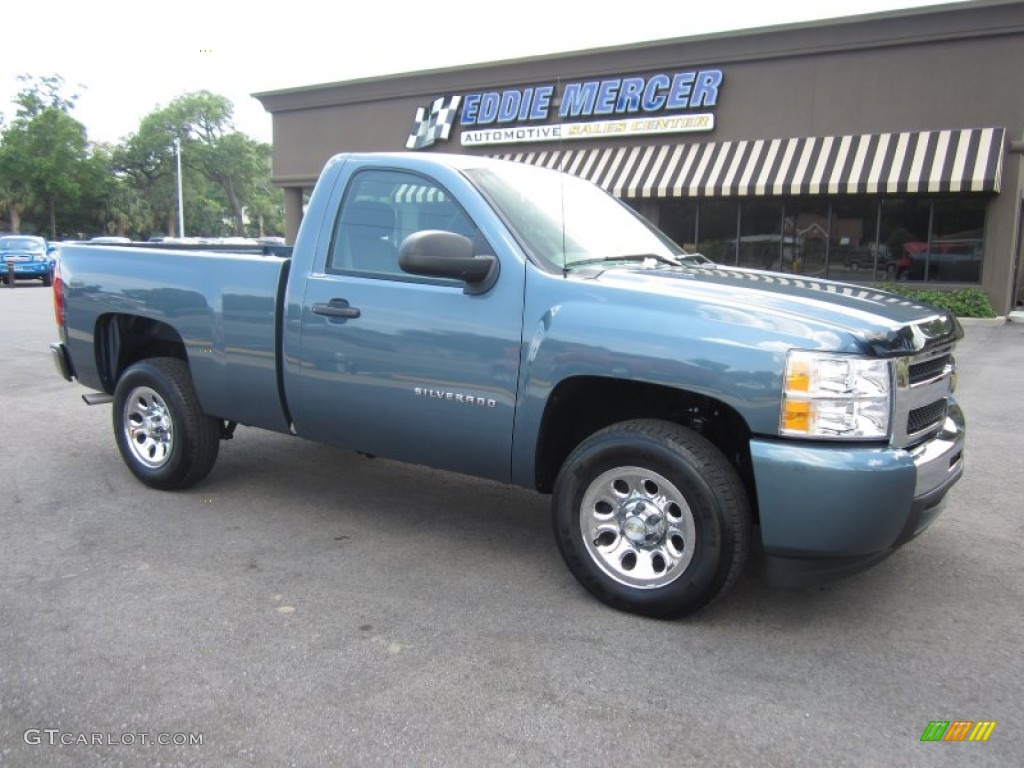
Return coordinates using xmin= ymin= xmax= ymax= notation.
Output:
xmin=657 ymin=194 xmax=985 ymax=284
xmin=696 ymin=200 xmax=739 ymax=265
xmin=657 ymin=199 xmax=698 ymax=252
xmin=926 ymin=198 xmax=985 ymax=282
xmin=880 ymin=198 xmax=930 ymax=282
xmin=786 ymin=198 xmax=829 ymax=278
xmin=828 ymin=199 xmax=879 ymax=281
xmin=738 ymin=200 xmax=783 ymax=271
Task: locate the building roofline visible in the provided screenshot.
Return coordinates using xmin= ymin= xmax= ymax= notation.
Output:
xmin=253 ymin=0 xmax=1023 ymax=112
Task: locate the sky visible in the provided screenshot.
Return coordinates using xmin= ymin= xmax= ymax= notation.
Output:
xmin=2 ymin=0 xmax=968 ymax=147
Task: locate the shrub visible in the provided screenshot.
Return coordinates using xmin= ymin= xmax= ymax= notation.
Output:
xmin=873 ymin=284 xmax=997 ymax=318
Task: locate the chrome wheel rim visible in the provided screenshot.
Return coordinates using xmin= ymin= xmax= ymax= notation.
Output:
xmin=123 ymin=386 xmax=174 ymax=469
xmin=580 ymin=466 xmax=696 ymax=589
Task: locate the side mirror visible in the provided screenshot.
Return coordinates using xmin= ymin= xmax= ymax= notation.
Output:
xmin=398 ymin=230 xmax=498 ymax=295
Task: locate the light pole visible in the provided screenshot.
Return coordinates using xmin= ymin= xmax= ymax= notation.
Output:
xmin=174 ymin=137 xmax=185 ymax=238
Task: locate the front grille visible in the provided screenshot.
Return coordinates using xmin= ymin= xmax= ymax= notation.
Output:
xmin=908 ymin=400 xmax=948 ymax=436
xmin=909 ymin=354 xmax=951 ymax=385
xmin=892 ymin=343 xmax=956 ymax=449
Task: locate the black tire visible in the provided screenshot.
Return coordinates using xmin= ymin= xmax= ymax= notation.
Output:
xmin=42 ymin=272 xmax=52 ymax=287
xmin=112 ymin=357 xmax=220 ymax=490
xmin=552 ymin=419 xmax=750 ymax=619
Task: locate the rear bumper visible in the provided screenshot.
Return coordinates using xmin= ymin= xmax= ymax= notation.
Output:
xmin=5 ymin=263 xmax=50 ymax=276
xmin=751 ymin=401 xmax=965 ymax=586
xmin=50 ymin=342 xmax=76 ymax=382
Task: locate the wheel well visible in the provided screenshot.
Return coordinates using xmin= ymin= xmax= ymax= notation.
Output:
xmin=95 ymin=314 xmax=188 ymax=392
xmin=535 ymin=377 xmax=758 ymax=520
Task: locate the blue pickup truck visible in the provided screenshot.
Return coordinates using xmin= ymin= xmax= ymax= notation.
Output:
xmin=50 ymin=152 xmax=965 ymax=618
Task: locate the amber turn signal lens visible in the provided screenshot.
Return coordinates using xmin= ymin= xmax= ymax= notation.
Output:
xmin=782 ymin=399 xmax=811 ymax=433
xmin=785 ymin=359 xmax=811 ymax=392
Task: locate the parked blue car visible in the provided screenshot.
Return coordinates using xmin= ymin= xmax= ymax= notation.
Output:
xmin=0 ymin=236 xmax=55 ymax=286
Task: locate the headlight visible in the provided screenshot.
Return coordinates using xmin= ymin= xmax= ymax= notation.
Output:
xmin=780 ymin=350 xmax=891 ymax=439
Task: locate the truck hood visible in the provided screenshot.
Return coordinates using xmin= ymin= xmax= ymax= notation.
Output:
xmin=586 ymin=264 xmax=961 ymax=355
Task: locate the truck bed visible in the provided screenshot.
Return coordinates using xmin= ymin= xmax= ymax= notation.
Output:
xmin=59 ymin=244 xmax=292 ymax=433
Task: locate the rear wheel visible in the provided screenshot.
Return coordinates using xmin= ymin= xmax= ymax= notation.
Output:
xmin=552 ymin=419 xmax=750 ymax=619
xmin=112 ymin=357 xmax=220 ymax=490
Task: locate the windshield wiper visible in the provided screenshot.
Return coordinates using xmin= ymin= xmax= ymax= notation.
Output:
xmin=567 ymin=253 xmax=683 ymax=269
xmin=676 ymin=253 xmax=714 ymax=266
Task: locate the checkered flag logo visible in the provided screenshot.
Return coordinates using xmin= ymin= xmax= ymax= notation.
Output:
xmin=406 ymin=95 xmax=462 ymax=150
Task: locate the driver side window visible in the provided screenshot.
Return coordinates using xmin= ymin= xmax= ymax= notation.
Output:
xmin=327 ymin=170 xmax=483 ymax=278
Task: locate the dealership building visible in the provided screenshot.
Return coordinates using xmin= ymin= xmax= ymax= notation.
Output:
xmin=255 ymin=0 xmax=1024 ymax=314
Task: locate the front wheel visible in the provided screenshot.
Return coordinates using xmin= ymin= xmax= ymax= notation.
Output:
xmin=552 ymin=419 xmax=751 ymax=619
xmin=112 ymin=357 xmax=220 ymax=490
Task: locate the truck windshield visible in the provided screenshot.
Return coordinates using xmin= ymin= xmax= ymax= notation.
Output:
xmin=464 ymin=163 xmax=691 ymax=272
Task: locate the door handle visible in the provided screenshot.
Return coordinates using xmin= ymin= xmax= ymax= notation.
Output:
xmin=312 ymin=299 xmax=361 ymax=319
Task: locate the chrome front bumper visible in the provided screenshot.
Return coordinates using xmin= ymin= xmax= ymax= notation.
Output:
xmin=910 ymin=399 xmax=965 ymax=502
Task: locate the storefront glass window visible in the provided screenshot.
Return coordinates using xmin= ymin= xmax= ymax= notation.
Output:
xmin=785 ymin=199 xmax=830 ymax=278
xmin=879 ymin=197 xmax=931 ymax=282
xmin=696 ymin=200 xmax=740 ymax=265
xmin=642 ymin=193 xmax=984 ymax=285
xmin=927 ymin=197 xmax=985 ymax=283
xmin=657 ymin=200 xmax=698 ymax=252
xmin=828 ymin=199 xmax=879 ymax=282
xmin=738 ymin=200 xmax=784 ymax=271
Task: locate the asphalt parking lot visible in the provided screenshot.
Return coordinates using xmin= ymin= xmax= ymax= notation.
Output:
xmin=1 ymin=282 xmax=1021 ymax=767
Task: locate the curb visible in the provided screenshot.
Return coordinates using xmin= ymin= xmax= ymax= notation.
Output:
xmin=958 ymin=316 xmax=1006 ymax=327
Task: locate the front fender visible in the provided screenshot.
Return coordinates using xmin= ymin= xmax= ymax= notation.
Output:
xmin=510 ymin=269 xmax=830 ymax=487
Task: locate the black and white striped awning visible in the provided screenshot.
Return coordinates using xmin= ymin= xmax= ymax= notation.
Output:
xmin=393 ymin=183 xmax=449 ymax=204
xmin=492 ymin=127 xmax=1005 ymax=198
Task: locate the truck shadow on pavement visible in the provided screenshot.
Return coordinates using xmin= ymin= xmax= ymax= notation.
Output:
xmin=178 ymin=426 xmax=958 ymax=626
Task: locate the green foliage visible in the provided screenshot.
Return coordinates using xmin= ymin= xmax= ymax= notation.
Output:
xmin=1 ymin=74 xmax=282 ymax=240
xmin=14 ymin=74 xmax=80 ymax=117
xmin=0 ymin=129 xmax=33 ymax=232
xmin=0 ymin=75 xmax=91 ymax=238
xmin=874 ymin=283 xmax=997 ymax=318
xmin=111 ymin=91 xmax=281 ymax=238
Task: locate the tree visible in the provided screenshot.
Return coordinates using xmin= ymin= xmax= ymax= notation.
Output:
xmin=87 ymin=145 xmax=155 ymax=239
xmin=24 ymin=109 xmax=90 ymax=238
xmin=13 ymin=74 xmax=79 ymax=116
xmin=150 ymin=91 xmax=277 ymax=236
xmin=0 ymin=132 xmax=33 ymax=232
xmin=246 ymin=181 xmax=285 ymax=238
xmin=1 ymin=79 xmax=282 ymax=240
xmin=115 ymin=91 xmax=279 ymax=237
xmin=0 ymin=75 xmax=91 ymax=238
xmin=113 ymin=114 xmax=186 ymax=236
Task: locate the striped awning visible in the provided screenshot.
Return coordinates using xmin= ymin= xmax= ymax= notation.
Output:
xmin=492 ymin=127 xmax=1004 ymax=199
xmin=393 ymin=183 xmax=449 ymax=204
